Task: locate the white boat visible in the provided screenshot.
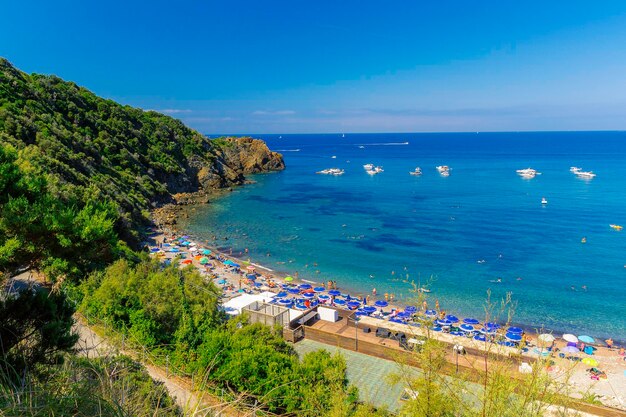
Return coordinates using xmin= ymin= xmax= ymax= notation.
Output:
xmin=409 ymin=167 xmax=422 ymax=176
xmin=331 ymin=155 xmax=337 ymax=159
xmin=316 ymin=168 xmax=344 ymax=175
xmin=541 ymin=197 xmax=548 ymax=204
xmin=363 ymin=163 xmax=374 ymax=170
xmin=576 ymin=171 xmax=596 ymax=179
xmin=570 ymin=166 xmax=582 ymax=173
xmin=436 ymin=165 xmax=450 ymax=174
xmin=366 ymin=166 xmax=384 ymax=175
xmin=516 ymin=168 xmax=540 ymax=178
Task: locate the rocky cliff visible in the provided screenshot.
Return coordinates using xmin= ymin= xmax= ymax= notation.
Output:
xmin=196 ymin=137 xmax=285 ymax=190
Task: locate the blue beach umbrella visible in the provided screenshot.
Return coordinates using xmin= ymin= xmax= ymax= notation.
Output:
xmin=390 ymin=318 xmax=404 ymax=323
xmin=505 ymin=332 xmax=522 ymax=342
xmin=499 ymin=341 xmax=516 ymax=347
xmin=460 ymin=324 xmax=475 ymax=332
xmin=328 ymin=289 xmax=341 ymax=296
xmin=181 ymin=235 xmax=190 ymax=239
xmin=479 ymin=327 xmax=497 ymax=335
xmin=474 ymin=334 xmax=487 ymax=342
xmin=397 ymin=311 xmax=411 ymax=318
xmin=302 ymin=292 xmax=315 ymax=298
xmin=363 ymin=306 xmax=377 ymax=314
xmin=150 ymin=247 xmax=160 ymax=252
xmin=254 ymin=282 xmax=262 ymax=287
xmin=405 ymin=306 xmax=418 ymax=313
xmin=202 ymin=249 xmax=212 ymax=255
xmin=507 ymin=326 xmax=523 ymax=334
xmin=318 ymin=294 xmax=330 ymax=301
xmin=578 ymin=335 xmax=595 ymax=344
xmin=424 ymin=309 xmax=437 ymax=317
xmin=375 ymin=300 xmax=388 ymax=308
xmin=437 ymin=319 xmax=453 ymax=327
xmin=450 ymin=331 xmax=464 ymax=336
xmin=446 ymin=315 xmax=460 ymax=323
xmin=463 ymin=318 xmax=480 ymax=325
xmin=355 ymin=311 xmax=368 ymax=316
xmin=310 ymin=300 xmax=319 ymax=307
xmin=334 ymin=298 xmax=347 ymax=305
xmin=170 ymin=247 xmax=180 ymax=253
xmin=298 ymin=284 xmax=312 ymax=290
xmin=431 ymin=326 xmax=443 ymax=332
xmin=276 ymin=291 xmax=288 ymax=298
xmin=288 ymin=288 xmax=301 ymax=294
xmin=246 ymin=274 xmax=256 ymax=280
xmin=347 ymin=301 xmax=361 ymax=308
xmin=314 ymin=286 xmax=326 ymax=292
xmin=485 ymin=322 xmax=500 ymax=330
xmin=217 ymin=279 xmax=227 ymax=285
xmin=277 ymin=299 xmax=292 ymax=306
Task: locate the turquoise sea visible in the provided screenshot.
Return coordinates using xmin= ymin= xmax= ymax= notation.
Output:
xmin=179 ymin=132 xmax=626 ymax=341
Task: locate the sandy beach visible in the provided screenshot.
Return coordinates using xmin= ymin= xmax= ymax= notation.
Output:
xmin=145 ymin=227 xmax=626 ymax=411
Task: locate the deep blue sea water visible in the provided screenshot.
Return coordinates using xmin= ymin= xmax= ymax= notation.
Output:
xmin=180 ymin=132 xmax=626 ymax=341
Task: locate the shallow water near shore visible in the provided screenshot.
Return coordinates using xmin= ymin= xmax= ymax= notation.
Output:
xmin=179 ymin=132 xmax=626 ymax=341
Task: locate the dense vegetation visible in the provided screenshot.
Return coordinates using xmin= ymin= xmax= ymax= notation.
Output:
xmin=80 ymin=258 xmax=385 ymax=417
xmin=0 ymin=354 xmax=181 ymax=416
xmin=0 ymin=57 xmax=234 ymax=244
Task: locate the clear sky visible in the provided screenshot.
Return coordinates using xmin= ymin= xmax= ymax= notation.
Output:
xmin=2 ymin=1 xmax=626 ymax=133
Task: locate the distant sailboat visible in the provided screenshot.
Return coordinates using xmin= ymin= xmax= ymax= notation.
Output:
xmin=341 ymin=133 xmax=345 ymax=138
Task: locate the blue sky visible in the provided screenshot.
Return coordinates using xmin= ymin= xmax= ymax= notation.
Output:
xmin=2 ymin=1 xmax=626 ymax=133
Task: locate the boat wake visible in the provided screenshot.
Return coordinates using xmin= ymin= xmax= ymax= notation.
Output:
xmin=275 ymin=149 xmax=301 ymax=152
xmin=355 ymin=142 xmax=410 ymax=146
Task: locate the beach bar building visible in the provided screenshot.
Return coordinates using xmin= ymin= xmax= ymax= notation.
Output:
xmin=242 ymin=301 xmax=291 ymax=327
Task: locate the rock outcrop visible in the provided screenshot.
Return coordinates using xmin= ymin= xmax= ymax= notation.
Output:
xmin=196 ymin=137 xmax=285 ymax=190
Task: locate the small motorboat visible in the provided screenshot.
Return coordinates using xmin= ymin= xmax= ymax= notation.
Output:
xmin=316 ymin=168 xmax=345 ymax=175
xmin=409 ymin=167 xmax=422 ymax=176
xmin=610 ymin=224 xmax=623 ymax=231
xmin=576 ymin=171 xmax=596 ymax=179
xmin=541 ymin=197 xmax=548 ymax=205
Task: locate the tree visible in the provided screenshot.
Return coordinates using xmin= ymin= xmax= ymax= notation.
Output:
xmin=0 ymin=287 xmax=77 ymax=372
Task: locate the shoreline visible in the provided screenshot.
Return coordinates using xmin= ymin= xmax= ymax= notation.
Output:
xmin=146 ymin=225 xmax=626 ymax=410
xmin=158 ymin=203 xmax=625 ymax=346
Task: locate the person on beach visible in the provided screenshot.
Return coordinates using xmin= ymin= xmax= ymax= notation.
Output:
xmin=372 ymin=288 xmax=377 ymax=296
xmin=384 ymin=293 xmax=389 ymax=301
xmin=435 ymin=299 xmax=440 ymax=311
xmin=605 ymin=338 xmax=613 ymax=350
xmin=422 ymin=300 xmax=428 ymax=311
xmin=390 ymin=294 xmax=394 ymax=302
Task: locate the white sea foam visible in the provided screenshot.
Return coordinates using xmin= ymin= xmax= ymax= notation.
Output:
xmin=355 ymin=142 xmax=409 ymax=146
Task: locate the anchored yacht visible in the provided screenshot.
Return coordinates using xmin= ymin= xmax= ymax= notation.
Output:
xmin=316 ymin=168 xmax=344 ymax=175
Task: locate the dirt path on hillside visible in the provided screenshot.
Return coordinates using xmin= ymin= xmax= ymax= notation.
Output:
xmin=73 ymin=318 xmax=251 ymax=417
